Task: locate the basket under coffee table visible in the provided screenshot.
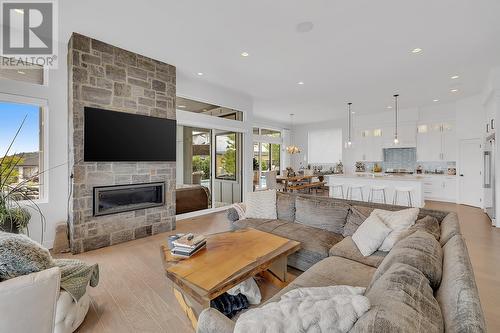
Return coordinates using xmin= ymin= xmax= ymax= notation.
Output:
xmin=160 ymin=228 xmax=301 ymax=329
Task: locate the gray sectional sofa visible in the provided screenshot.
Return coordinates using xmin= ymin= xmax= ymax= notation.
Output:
xmin=197 ymin=192 xmax=486 ymax=333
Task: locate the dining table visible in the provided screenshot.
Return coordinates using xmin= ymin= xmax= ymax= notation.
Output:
xmin=276 ymin=174 xmax=317 ymax=192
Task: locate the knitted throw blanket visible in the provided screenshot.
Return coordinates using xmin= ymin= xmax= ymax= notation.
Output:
xmin=0 ymin=231 xmax=99 ymax=301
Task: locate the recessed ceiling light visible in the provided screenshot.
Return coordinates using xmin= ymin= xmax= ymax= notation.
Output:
xmin=351 ymin=111 xmax=355 ymax=114
xmin=451 ymin=75 xmax=459 ymax=79
xmin=14 ymin=9 xmax=23 ymax=14
xmin=386 ymin=106 xmax=393 ymax=109
xmin=297 ymin=81 xmax=305 ymax=85
xmin=433 ymin=99 xmax=439 ymax=102
xmin=411 ymin=48 xmax=423 ymax=54
xmin=196 ymin=72 xmax=204 ymax=76
xmin=450 ymin=89 xmax=458 ymax=93
xmin=296 ymin=21 xmax=314 ymax=33
xmin=240 ymin=52 xmax=249 ymax=57
xmin=17 ymin=71 xmax=25 ymax=75
xmin=178 ymin=105 xmax=186 ymax=108
xmin=202 ymin=109 xmax=207 ymax=111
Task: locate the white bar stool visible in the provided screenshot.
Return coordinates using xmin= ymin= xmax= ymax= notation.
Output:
xmin=368 ymin=185 xmax=388 ymax=204
xmin=329 ymin=183 xmax=345 ymax=199
xmin=393 ymin=187 xmax=414 ymax=207
xmin=347 ymin=184 xmax=364 ymax=201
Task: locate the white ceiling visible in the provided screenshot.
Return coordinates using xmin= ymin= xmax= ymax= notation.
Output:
xmin=60 ymin=0 xmax=500 ymax=124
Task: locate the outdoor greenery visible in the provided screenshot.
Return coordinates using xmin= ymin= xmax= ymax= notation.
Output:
xmin=0 ymin=155 xmax=22 ymax=185
xmin=192 ymin=155 xmax=210 ymax=179
xmin=0 ymin=116 xmax=45 ymax=241
xmin=217 ymin=133 xmax=237 ymax=180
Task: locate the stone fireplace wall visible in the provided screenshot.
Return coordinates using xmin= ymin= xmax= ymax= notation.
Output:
xmin=68 ymin=33 xmax=176 ymax=253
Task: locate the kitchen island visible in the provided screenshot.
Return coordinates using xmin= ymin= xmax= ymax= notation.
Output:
xmin=325 ymin=173 xmax=424 ymax=208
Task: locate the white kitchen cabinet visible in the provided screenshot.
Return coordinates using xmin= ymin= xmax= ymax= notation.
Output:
xmin=353 ymin=128 xmax=383 ymax=161
xmin=421 ymin=175 xmax=457 ymax=202
xmin=417 ymin=122 xmax=456 ymax=161
xmin=441 ymin=123 xmax=457 ymax=161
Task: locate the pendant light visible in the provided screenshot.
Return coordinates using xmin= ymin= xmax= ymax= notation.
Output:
xmin=393 ymin=94 xmax=399 ymax=145
xmin=286 ymin=113 xmax=301 ymax=154
xmin=346 ymin=102 xmax=353 ymax=148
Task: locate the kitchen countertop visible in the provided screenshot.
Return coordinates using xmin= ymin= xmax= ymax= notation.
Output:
xmin=327 ymin=173 xmax=456 ymax=181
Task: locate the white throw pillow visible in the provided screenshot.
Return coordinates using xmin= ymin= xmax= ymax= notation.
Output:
xmin=244 ymin=190 xmax=277 ymax=219
xmin=375 ymin=208 xmax=419 ymax=252
xmin=352 ymin=213 xmax=392 ymax=257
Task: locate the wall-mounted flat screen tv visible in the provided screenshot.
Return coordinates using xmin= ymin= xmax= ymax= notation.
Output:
xmin=84 ymin=107 xmax=176 ymax=162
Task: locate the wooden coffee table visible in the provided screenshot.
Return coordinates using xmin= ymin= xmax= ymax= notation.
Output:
xmin=160 ymin=228 xmax=300 ymax=328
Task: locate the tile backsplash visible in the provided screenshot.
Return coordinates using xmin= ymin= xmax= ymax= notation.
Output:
xmin=383 ymin=148 xmax=416 ymax=170
xmin=361 ymin=147 xmax=456 ymax=173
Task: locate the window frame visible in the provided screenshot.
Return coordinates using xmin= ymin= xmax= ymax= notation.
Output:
xmin=0 ymin=92 xmax=49 ymax=203
xmin=215 ymin=131 xmax=238 ymax=181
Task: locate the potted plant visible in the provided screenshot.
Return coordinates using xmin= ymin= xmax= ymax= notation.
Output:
xmin=0 ymin=116 xmax=46 ymax=242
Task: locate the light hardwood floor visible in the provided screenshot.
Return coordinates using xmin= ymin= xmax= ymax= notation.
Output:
xmin=63 ymin=201 xmax=500 ymax=333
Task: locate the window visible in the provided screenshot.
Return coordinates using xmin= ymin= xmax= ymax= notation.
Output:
xmin=260 ymin=128 xmax=281 ymax=138
xmin=176 ymin=96 xmax=243 ymax=121
xmin=215 ymin=132 xmax=237 ymax=180
xmin=0 ymin=57 xmax=44 ymax=85
xmin=0 ymin=101 xmax=44 ymax=200
xmin=308 ymin=128 xmax=342 ymax=164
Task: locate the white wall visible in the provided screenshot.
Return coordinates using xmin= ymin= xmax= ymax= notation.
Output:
xmin=0 ymin=40 xmax=69 ymax=248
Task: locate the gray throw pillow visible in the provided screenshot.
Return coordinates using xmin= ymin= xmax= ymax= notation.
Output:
xmin=352 ymin=263 xmax=444 ymax=333
xmin=342 ymin=206 xmax=374 ymax=237
xmin=0 ymin=232 xmax=53 ymax=281
xmin=276 ymin=192 xmax=295 ymax=222
xmin=397 ymin=215 xmax=440 ymax=242
xmin=295 ymin=197 xmax=349 ymax=234
xmin=369 ymin=230 xmax=443 ymax=290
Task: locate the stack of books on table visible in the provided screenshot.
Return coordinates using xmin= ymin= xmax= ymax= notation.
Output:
xmin=171 ymin=233 xmax=207 ymax=258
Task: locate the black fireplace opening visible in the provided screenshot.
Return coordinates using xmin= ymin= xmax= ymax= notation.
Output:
xmin=93 ymin=182 xmax=165 ymax=216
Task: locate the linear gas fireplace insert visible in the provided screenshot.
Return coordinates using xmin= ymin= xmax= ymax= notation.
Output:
xmin=93 ymin=182 xmax=165 ymax=217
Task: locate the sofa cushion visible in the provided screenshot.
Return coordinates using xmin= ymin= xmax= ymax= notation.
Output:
xmin=352 ymin=263 xmax=444 ymax=333
xmin=329 ymin=237 xmax=387 ymax=268
xmin=375 ymin=208 xmax=420 ymax=252
xmin=244 ymin=190 xmax=277 ymax=219
xmin=342 ymin=206 xmax=373 ymax=237
xmin=276 ymin=192 xmax=295 ymax=222
xmin=295 ymin=196 xmax=349 ymax=234
xmin=352 ymin=213 xmax=392 ymax=257
xmin=232 ymin=218 xmax=286 ymax=233
xmin=370 ymin=231 xmax=443 ymax=290
xmin=265 ymin=256 xmax=376 ymax=305
xmin=436 ymin=235 xmax=486 ymax=332
xmin=270 ymin=222 xmax=343 ymax=271
xmin=439 ymin=212 xmax=461 ymax=246
xmin=233 ymin=218 xmax=343 ymax=271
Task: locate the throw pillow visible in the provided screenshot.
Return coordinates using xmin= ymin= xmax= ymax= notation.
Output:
xmin=352 ymin=213 xmax=392 ymax=257
xmin=0 ymin=231 xmax=53 ymax=281
xmin=342 ymin=206 xmax=375 ymax=237
xmin=374 ymin=208 xmax=419 ymax=252
xmin=276 ymin=192 xmax=295 ymax=222
xmin=352 ymin=263 xmax=444 ymax=333
xmin=369 ymin=230 xmax=443 ymax=290
xmin=244 ymin=190 xmax=277 ymax=219
xmin=396 ymin=215 xmax=440 ymax=243
xmin=295 ymin=197 xmax=350 ymax=234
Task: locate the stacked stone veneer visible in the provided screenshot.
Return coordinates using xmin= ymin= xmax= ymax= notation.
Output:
xmin=68 ymin=33 xmax=176 ymax=253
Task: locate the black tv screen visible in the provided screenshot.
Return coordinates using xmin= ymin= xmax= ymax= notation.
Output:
xmin=84 ymin=107 xmax=176 ymax=162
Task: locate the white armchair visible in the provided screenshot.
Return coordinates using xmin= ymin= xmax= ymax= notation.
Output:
xmin=0 ymin=267 xmax=61 ymax=333
xmin=0 ymin=267 xmax=91 ymax=333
